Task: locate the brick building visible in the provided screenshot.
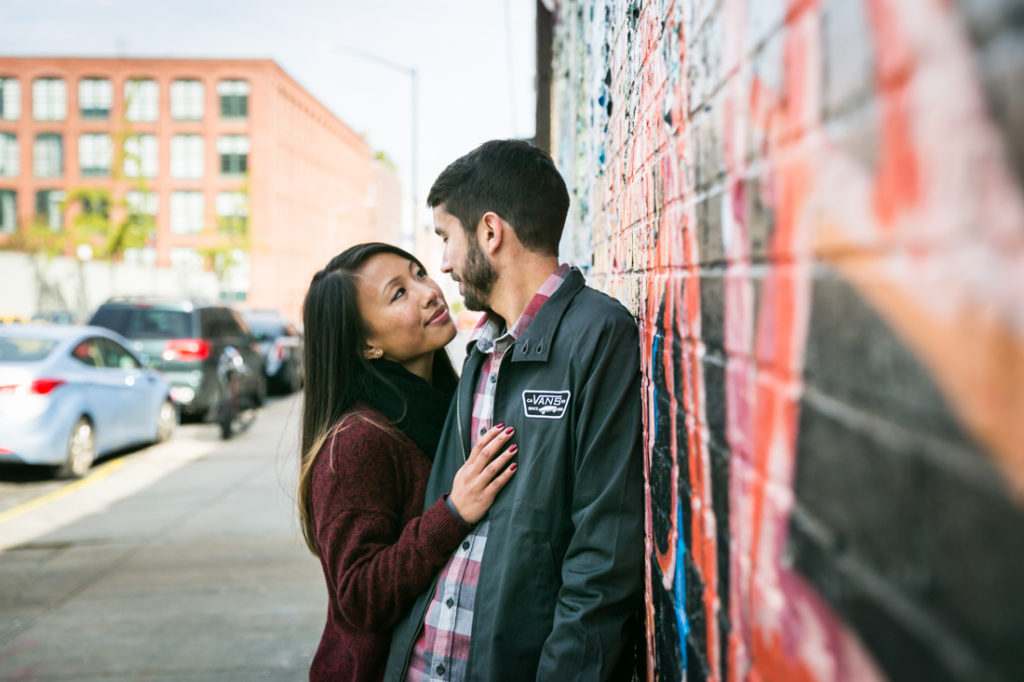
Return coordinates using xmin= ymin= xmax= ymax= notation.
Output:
xmin=0 ymin=56 xmax=399 ymax=321
xmin=547 ymin=2 xmax=1024 ymax=681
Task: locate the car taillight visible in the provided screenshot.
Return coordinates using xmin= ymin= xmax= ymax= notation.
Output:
xmin=163 ymin=338 xmax=211 ymax=362
xmin=0 ymin=380 xmax=65 ymax=395
xmin=30 ymin=378 xmax=66 ymax=394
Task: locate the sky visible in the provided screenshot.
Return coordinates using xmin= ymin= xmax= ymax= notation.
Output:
xmin=0 ymin=0 xmax=537 ymax=232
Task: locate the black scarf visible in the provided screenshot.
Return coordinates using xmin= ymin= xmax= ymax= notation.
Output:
xmin=365 ymin=359 xmax=453 ymax=460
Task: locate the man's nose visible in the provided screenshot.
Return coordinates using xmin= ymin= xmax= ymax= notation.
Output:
xmin=440 ymin=252 xmax=452 ymax=273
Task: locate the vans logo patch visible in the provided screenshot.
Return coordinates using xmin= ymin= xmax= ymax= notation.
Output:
xmin=522 ymin=390 xmax=571 ymax=419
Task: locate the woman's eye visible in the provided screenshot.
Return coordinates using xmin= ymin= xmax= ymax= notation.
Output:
xmin=416 ymin=268 xmax=427 ymax=279
xmin=391 ymin=287 xmax=406 ymax=302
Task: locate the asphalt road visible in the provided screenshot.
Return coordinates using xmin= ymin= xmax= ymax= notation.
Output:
xmin=0 ymin=394 xmax=325 ymax=681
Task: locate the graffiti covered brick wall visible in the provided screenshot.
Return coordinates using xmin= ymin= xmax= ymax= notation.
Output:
xmin=550 ymin=1 xmax=1024 ymax=681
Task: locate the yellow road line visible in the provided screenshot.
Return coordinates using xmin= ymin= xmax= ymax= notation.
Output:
xmin=0 ymin=458 xmax=128 ymax=526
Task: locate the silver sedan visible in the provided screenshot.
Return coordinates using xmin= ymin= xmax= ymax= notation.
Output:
xmin=0 ymin=324 xmax=176 ymax=478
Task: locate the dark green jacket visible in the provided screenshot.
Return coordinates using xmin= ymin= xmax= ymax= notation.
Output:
xmin=385 ymin=269 xmax=644 ymax=681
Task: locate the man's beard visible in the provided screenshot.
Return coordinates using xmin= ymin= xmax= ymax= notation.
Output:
xmin=459 ymin=238 xmax=498 ymax=312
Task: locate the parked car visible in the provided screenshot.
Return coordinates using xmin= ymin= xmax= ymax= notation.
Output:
xmin=240 ymin=310 xmax=304 ymax=394
xmin=88 ymin=299 xmax=266 ymax=439
xmin=0 ymin=324 xmax=176 ymax=478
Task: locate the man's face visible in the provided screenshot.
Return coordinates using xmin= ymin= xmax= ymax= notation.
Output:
xmin=434 ymin=206 xmax=498 ymax=311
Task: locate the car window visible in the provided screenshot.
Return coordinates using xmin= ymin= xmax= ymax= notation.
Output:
xmin=246 ymin=319 xmax=285 ymax=337
xmin=89 ymin=307 xmax=131 ymax=334
xmin=0 ymin=336 xmax=60 ymax=362
xmin=199 ymin=308 xmax=217 ymax=338
xmin=70 ymin=338 xmax=104 ymax=368
xmin=124 ymin=309 xmax=193 ymax=339
xmin=97 ymin=338 xmax=141 ymax=370
xmin=208 ymin=308 xmax=243 ymax=340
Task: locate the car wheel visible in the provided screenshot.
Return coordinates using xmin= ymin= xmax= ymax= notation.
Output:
xmin=156 ymin=400 xmax=177 ymax=443
xmin=218 ymin=379 xmax=242 ymax=440
xmin=57 ymin=417 xmax=96 ymax=479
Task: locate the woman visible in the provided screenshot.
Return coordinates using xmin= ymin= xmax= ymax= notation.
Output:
xmin=298 ymin=243 xmax=517 ymax=681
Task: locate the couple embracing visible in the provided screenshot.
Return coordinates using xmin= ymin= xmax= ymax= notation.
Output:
xmin=299 ymin=140 xmax=644 ymax=682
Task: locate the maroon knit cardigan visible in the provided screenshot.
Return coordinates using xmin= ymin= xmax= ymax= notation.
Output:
xmin=308 ymin=406 xmax=470 ymax=681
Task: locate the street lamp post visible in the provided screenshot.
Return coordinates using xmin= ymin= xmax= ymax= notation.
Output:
xmin=333 ymin=47 xmax=419 ymax=250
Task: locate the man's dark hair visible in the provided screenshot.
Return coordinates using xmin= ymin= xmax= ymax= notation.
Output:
xmin=426 ymin=139 xmax=570 ymax=256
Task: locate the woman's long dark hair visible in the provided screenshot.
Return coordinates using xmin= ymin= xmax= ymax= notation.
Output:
xmin=298 ymin=242 xmax=457 ymax=554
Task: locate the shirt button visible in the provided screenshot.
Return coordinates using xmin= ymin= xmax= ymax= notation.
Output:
xmin=446 ymin=597 xmax=454 ymax=608
xmin=479 ymin=427 xmax=486 ymax=436
xmin=462 ymin=540 xmax=470 ymax=550
xmin=436 ymin=664 xmax=446 ymax=675
xmin=489 ymin=374 xmax=496 ymax=383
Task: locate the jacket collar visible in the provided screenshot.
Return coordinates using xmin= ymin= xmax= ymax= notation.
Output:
xmin=462 ymin=267 xmax=586 ymax=364
xmin=509 ymin=266 xmax=584 ymax=363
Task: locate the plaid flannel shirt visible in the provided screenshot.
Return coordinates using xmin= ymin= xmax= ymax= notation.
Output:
xmin=406 ymin=264 xmax=571 ymax=682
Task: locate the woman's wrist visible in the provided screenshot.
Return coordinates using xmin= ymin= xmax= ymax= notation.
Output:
xmin=443 ymin=493 xmax=467 ymax=523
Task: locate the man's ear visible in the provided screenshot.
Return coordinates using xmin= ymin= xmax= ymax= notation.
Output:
xmin=480 ymin=211 xmax=504 ymax=255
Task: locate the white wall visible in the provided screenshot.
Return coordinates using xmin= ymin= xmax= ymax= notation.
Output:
xmin=0 ymin=252 xmax=220 ymax=320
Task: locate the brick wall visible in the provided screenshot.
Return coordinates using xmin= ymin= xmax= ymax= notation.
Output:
xmin=550 ymin=1 xmax=1024 ymax=681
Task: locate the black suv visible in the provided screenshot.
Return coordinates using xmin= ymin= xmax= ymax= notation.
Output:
xmin=88 ymin=298 xmax=266 ymax=438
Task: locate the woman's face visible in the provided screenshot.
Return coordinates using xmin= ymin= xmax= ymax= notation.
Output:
xmin=355 ymin=252 xmax=457 ymax=371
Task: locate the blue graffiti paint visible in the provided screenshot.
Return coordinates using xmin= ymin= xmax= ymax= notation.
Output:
xmin=652 ymin=334 xmax=689 ymax=671
xmin=675 ymin=498 xmax=689 ymax=670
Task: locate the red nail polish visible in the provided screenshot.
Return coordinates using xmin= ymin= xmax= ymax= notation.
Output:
xmin=494 ymin=423 xmax=504 ymax=430
xmin=508 ymin=445 xmax=518 ymax=453
xmin=504 ymin=426 xmax=514 ymax=434
xmin=510 ymin=463 xmax=518 ymax=472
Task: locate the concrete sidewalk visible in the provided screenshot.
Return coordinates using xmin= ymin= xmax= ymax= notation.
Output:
xmin=0 ymin=395 xmax=325 ymax=681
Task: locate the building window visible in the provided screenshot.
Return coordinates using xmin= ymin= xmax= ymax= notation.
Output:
xmin=80 ymin=194 xmax=109 ymax=220
xmin=216 ymin=191 xmax=248 ymax=233
xmin=33 ymin=133 xmax=63 ymax=177
xmin=0 ymin=77 xmax=20 ymax=120
xmin=79 ymin=133 xmax=112 ymax=176
xmin=170 ymin=246 xmax=203 ymax=270
xmin=33 ymin=78 xmax=66 ymax=120
xmin=0 ymin=133 xmax=18 ymax=176
xmin=125 ymin=190 xmax=157 ymax=241
xmin=125 ymin=190 xmax=158 ymax=217
xmin=170 ymin=79 xmax=204 ymax=120
xmin=36 ymin=190 xmax=65 ymax=230
xmin=79 ymin=78 xmax=112 ymax=119
xmin=0 ymin=190 xmax=15 ymax=234
xmin=170 ymin=135 xmax=204 ymax=179
xmin=170 ymin=191 xmax=203 ymax=234
xmin=124 ymin=78 xmax=158 ymax=121
xmin=123 ymin=134 xmax=158 ymax=178
xmin=218 ymin=80 xmax=249 ymax=118
xmin=217 ymin=135 xmax=249 ymax=175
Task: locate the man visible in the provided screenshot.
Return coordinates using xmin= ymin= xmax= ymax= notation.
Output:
xmin=385 ymin=140 xmax=643 ymax=681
